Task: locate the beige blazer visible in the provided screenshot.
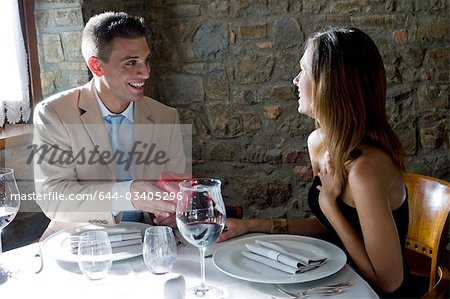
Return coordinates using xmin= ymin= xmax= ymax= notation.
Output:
xmin=33 ymin=80 xmax=186 ymax=239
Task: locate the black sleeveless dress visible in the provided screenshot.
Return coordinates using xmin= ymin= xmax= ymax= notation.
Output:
xmin=308 ymin=176 xmax=412 ymax=298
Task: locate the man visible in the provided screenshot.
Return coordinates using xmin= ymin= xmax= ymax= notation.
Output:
xmin=32 ymin=12 xmax=187 ymax=239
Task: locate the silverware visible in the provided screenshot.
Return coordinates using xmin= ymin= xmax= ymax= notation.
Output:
xmin=276 ymin=287 xmax=343 ymax=298
xmin=277 ymin=282 xmax=350 ymax=298
xmin=33 ymin=243 xmax=43 ymax=274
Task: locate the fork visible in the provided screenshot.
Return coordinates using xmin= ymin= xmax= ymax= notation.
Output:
xmin=277 ymin=282 xmax=350 ymax=298
xmin=274 ymin=287 xmax=343 ymax=298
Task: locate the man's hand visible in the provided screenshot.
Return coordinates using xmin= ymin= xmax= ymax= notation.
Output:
xmin=131 ymin=180 xmax=176 ymax=218
xmin=154 ymin=214 xmax=177 ymax=228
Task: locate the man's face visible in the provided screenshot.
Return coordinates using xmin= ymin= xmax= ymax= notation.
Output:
xmin=96 ymin=36 xmax=151 ymax=111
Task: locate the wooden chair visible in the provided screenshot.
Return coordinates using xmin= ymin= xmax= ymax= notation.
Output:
xmin=421 ymin=266 xmax=449 ymax=299
xmin=403 ymin=172 xmax=450 ymax=296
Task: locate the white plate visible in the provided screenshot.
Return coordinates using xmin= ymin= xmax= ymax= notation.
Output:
xmin=42 ymin=222 xmax=150 ymax=263
xmin=212 ymin=234 xmax=347 ymax=284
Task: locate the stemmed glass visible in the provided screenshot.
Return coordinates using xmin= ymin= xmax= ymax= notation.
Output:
xmin=0 ymin=168 xmax=20 ymax=284
xmin=176 ymin=178 xmax=226 ymax=298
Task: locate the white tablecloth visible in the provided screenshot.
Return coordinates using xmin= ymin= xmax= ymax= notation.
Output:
xmin=1 ymin=233 xmax=378 ymax=299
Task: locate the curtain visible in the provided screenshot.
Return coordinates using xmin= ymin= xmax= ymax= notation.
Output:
xmin=0 ymin=0 xmax=31 ymax=127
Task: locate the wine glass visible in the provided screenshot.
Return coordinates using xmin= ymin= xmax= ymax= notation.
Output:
xmin=176 ymin=178 xmax=226 ymax=298
xmin=143 ymin=226 xmax=177 ymax=275
xmin=77 ymin=230 xmax=113 ymax=280
xmin=0 ymin=168 xmax=20 ymax=284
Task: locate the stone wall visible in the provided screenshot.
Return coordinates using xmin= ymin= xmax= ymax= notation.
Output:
xmin=34 ymin=0 xmax=448 ymax=222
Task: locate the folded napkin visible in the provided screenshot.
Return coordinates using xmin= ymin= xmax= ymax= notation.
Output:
xmin=241 ymin=240 xmax=327 ymax=274
xmin=69 ymin=229 xmax=143 ymax=253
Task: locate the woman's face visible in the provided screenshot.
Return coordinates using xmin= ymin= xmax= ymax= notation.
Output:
xmin=292 ymin=46 xmax=314 ymax=117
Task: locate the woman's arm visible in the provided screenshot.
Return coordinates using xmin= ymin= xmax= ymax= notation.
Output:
xmin=318 ymin=155 xmax=404 ymax=293
xmin=217 ymin=217 xmax=327 ymax=242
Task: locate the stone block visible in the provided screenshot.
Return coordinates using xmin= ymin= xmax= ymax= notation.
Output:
xmin=233 ymin=0 xmax=268 ymax=17
xmin=419 ymin=68 xmax=432 ymax=81
xmin=424 ymin=48 xmax=450 ymax=82
xmin=239 ymin=24 xmax=267 ymax=39
xmin=237 ymin=53 xmax=274 ymax=83
xmin=264 ymin=149 xmax=282 ymax=164
xmin=402 ymin=45 xmax=424 ymax=68
xmin=292 ymin=165 xmax=313 ymax=181
xmin=245 ymin=145 xmax=265 ymax=163
xmin=268 ymin=179 xmax=291 ymax=205
xmin=397 ymin=125 xmax=417 ymax=155
xmin=232 ymin=89 xmax=258 ymax=105
xmin=205 ymin=68 xmax=229 ymax=100
xmin=256 ymin=41 xmax=273 ymax=49
xmin=123 ymin=1 xmax=147 ymax=12
xmin=241 ymin=112 xmax=262 ymax=135
xmin=351 ymin=14 xmax=398 ymax=28
xmin=193 ymin=23 xmax=228 ymax=61
xmin=283 ymin=150 xmax=309 ymax=164
xmin=273 ymin=18 xmax=303 ymax=49
xmin=60 ymin=62 xmax=88 ymax=71
xmin=208 ymin=0 xmax=230 ymax=18
xmin=165 ymin=4 xmax=200 ymax=18
xmin=392 ymin=28 xmax=407 ymax=45
xmin=420 ymin=120 xmax=448 ymax=149
xmin=68 ymin=73 xmax=89 ymax=88
xmin=42 ymin=34 xmax=64 ymax=63
xmin=39 ymin=0 xmax=80 ymax=3
xmin=327 ymin=0 xmax=368 ymax=14
xmin=54 ymin=8 xmax=83 ymax=26
xmin=414 ymin=16 xmax=449 ymax=41
xmin=240 ymin=178 xmax=269 ymax=208
xmin=160 ymin=73 xmax=204 ymax=106
xmin=264 ymin=106 xmax=282 ymax=120
xmin=40 ymin=71 xmax=62 ymax=97
xmin=279 ymin=115 xmax=315 ymax=138
xmin=35 ymin=11 xmax=49 ymax=29
xmin=205 ymin=101 xmax=242 ymax=137
xmin=417 ymin=85 xmax=449 ymax=111
xmin=263 ymin=86 xmax=295 ymax=101
xmin=61 ymin=31 xmax=83 ymax=59
xmin=207 ymin=142 xmax=236 ymax=161
xmin=424 ymin=48 xmax=450 ymax=67
xmin=301 ymin=1 xmax=322 ymax=13
xmin=182 ymin=63 xmax=206 ymax=74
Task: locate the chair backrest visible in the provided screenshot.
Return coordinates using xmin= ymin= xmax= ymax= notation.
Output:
xmin=420 ymin=266 xmax=449 ymax=299
xmin=404 ymin=172 xmax=450 ymax=290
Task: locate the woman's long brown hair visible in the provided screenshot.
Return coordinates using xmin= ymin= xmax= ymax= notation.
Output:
xmin=307 ymin=27 xmax=404 ymax=183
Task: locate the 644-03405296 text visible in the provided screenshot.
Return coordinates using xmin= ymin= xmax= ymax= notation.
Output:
xmin=11 ymin=191 xmax=182 ymax=202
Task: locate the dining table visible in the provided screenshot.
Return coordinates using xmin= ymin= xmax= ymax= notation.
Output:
xmin=1 ymin=229 xmax=379 ymax=299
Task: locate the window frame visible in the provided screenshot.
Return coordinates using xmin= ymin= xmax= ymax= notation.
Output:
xmin=19 ymin=0 xmax=42 ymax=110
xmin=0 ymin=0 xmax=41 ymax=148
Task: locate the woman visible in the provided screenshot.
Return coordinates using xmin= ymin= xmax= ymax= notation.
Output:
xmin=218 ymin=27 xmax=410 ymax=298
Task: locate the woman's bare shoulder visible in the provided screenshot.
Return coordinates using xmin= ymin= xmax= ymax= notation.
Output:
xmin=307 ymin=129 xmax=322 ymax=153
xmin=347 ymin=146 xmax=404 ymax=206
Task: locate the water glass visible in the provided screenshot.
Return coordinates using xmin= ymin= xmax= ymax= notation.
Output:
xmin=143 ymin=226 xmax=177 ymax=275
xmin=77 ymin=230 xmax=113 ymax=280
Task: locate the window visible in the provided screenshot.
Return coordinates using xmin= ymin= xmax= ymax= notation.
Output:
xmin=0 ymin=0 xmax=41 ymax=127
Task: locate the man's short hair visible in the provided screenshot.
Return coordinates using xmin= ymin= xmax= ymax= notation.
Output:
xmin=81 ymin=11 xmax=148 ymax=62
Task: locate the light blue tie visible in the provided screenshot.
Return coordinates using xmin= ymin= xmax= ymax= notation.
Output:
xmin=104 ymin=115 xmax=131 ymax=181
xmin=104 ymin=115 xmax=143 ymax=222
